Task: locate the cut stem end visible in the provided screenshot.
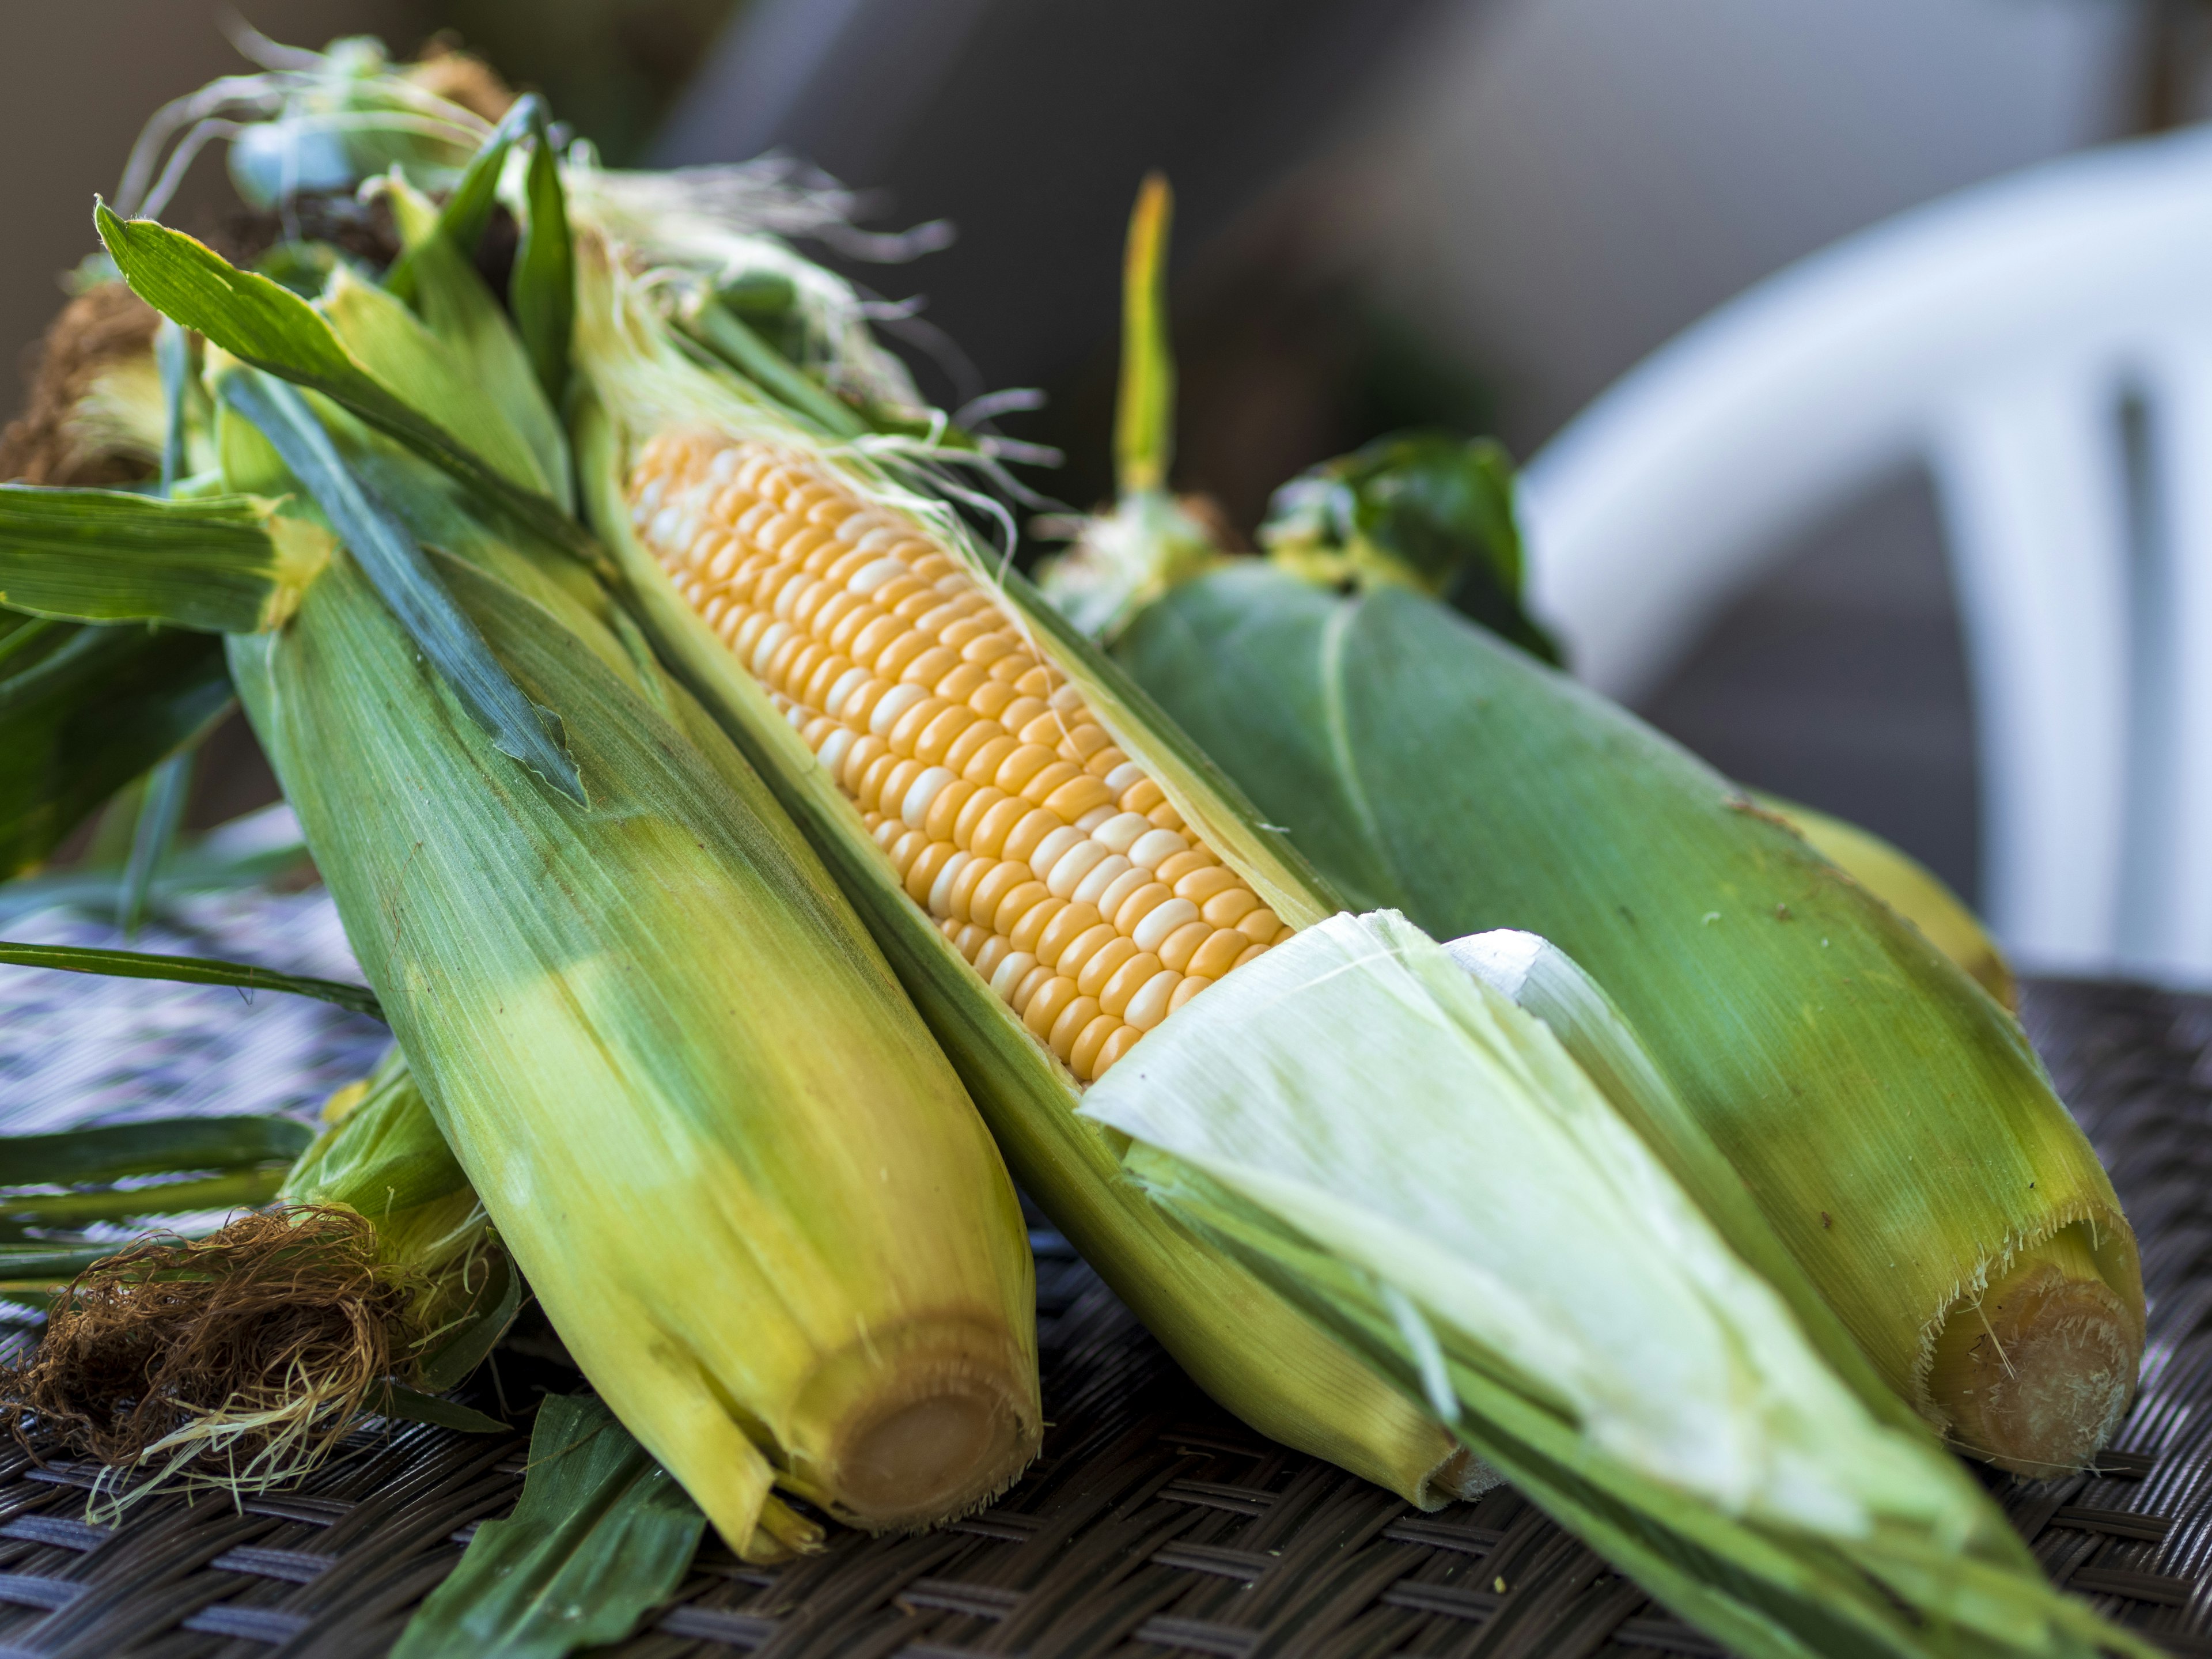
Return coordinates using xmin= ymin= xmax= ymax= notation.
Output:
xmin=1927 ymin=1230 xmax=2138 ymax=1476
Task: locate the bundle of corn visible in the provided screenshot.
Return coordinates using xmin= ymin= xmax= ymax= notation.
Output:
xmin=0 ymin=100 xmax=1043 ymax=1552
xmin=1054 ymin=179 xmax=2141 ymax=1478
xmin=568 ymin=221 xmax=1482 ymax=1508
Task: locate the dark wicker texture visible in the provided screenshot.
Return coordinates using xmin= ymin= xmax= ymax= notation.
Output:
xmin=5 ymin=977 xmax=2212 ymax=1658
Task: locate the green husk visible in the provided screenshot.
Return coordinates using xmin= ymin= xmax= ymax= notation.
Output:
xmin=566 ymin=230 xmax=1486 ymax=1508
xmin=393 ymin=1395 xmax=704 ymax=1659
xmin=1080 ymin=911 xmax=2149 ymax=1659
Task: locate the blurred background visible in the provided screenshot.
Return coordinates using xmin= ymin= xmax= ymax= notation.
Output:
xmin=3 ymin=0 xmax=2191 ymax=920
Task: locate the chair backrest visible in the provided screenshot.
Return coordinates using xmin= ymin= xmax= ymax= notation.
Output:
xmin=1518 ymin=125 xmax=2212 ymax=984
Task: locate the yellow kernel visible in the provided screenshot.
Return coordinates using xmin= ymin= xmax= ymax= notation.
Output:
xmin=1168 ymin=975 xmax=1210 ymax=1014
xmin=1000 ymin=808 xmax=1066 ymax=869
xmin=967 ymin=796 xmax=1031 ymax=859
xmin=944 ymin=719 xmax=1005 ymax=777
xmin=1156 ymin=919 xmax=1213 ymax=974
xmin=1019 ymin=761 xmax=1084 ymax=807
xmin=955 ymin=786 xmax=1013 ymax=849
xmin=1125 ymin=969 xmax=1183 ymax=1030
xmin=1120 ymin=779 xmax=1166 ymax=815
xmin=1058 ymin=925 xmax=1124 ymax=986
xmin=969 ymin=679 xmax=1021 ymax=719
xmin=1233 ymin=941 xmax=1270 ymax=969
xmin=1110 ymin=881 xmax=1175 ymax=935
xmin=980 ymin=875 xmax=1047 ymax=935
xmin=1096 ymin=949 xmax=1161 ymax=1014
xmin=946 ymin=853 xmax=996 ymax=922
xmin=1237 ymin=907 xmax=1283 ymax=945
xmin=914 ymin=704 xmax=978 ymax=764
xmin=840 ymin=734 xmax=890 ymax=792
xmin=1070 ymin=1014 xmax=1121 ymax=1081
xmin=1188 ymin=928 xmax=1250 ymax=979
xmin=924 ymin=778 xmax=980 ymax=844
xmin=1023 ymin=976 xmax=1080 ymax=1039
xmin=887 ymin=694 xmax=953 ymax=757
xmin=1033 ymin=900 xmax=1104 ymax=967
xmin=1202 ymin=888 xmax=1261 ymax=928
xmin=960 ymin=734 xmax=1022 ymax=787
xmin=1007 ymin=895 xmax=1069 ymax=956
xmin=1047 ymin=994 xmax=1102 ymax=1061
xmin=826 ymin=603 xmax=887 ymax=654
xmin=1155 ymin=849 xmax=1218 ymax=886
xmin=885 ymin=828 xmax=927 ymax=878
xmin=974 ymin=935 xmax=1012 ymax=980
xmin=1147 ymin=803 xmax=1186 ymax=831
xmin=906 ymin=840 xmax=959 ymax=907
xmin=1043 ymin=774 xmax=1113 ymax=822
xmin=936 ymin=662 xmax=989 ymax=703
xmin=993 ymin=744 xmax=1058 ymax=794
xmin=1092 ymin=1024 xmax=1143 ymax=1077
xmin=1175 ymin=866 xmax=1244 ymax=905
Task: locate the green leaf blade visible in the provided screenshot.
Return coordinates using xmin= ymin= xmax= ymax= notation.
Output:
xmin=0 ymin=1115 xmax=315 ymax=1188
xmin=219 ymin=371 xmax=585 ymax=804
xmin=0 ymin=940 xmax=383 ymax=1018
xmin=0 ymin=485 xmax=301 ymax=634
xmin=393 ymin=1395 xmax=703 ymax=1659
xmin=512 ymin=112 xmax=576 ymax=411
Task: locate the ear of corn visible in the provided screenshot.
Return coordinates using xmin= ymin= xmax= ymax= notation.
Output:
xmin=567 ymin=233 xmax=1483 ymax=1508
xmin=1078 ymin=911 xmax=2149 ymax=1659
xmin=1116 ymin=569 xmax=2139 ymax=1475
xmin=1748 ymin=791 xmax=2017 ymax=1010
xmin=41 ymin=209 xmax=1045 ymax=1554
xmin=1059 ymin=177 xmax=2139 ymax=1476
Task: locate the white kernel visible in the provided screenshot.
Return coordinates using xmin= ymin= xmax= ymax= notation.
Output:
xmin=771 ymin=571 xmax=811 ymax=618
xmin=989 ymin=950 xmax=1039 ymax=1002
xmin=1072 ymin=853 xmax=1134 ymax=907
xmin=1046 ymin=840 xmax=1111 ymax=899
xmin=1092 ymin=811 xmax=1153 ymax=854
xmin=817 ymin=727 xmax=855 ymax=777
xmin=869 ymin=683 xmax=930 ymax=736
xmin=902 ymin=766 xmax=958 ymax=828
xmin=1127 ymin=828 xmax=1190 ymax=871
xmin=709 ymin=448 xmax=741 ymax=481
xmin=749 ymin=620 xmax=792 ymax=676
xmin=824 ymin=666 xmax=872 ymax=717
xmin=1029 ymin=827 xmax=1088 ymax=886
xmin=1076 ymin=804 xmax=1118 ymax=832
xmin=856 ymin=527 xmax=904 ymax=552
xmin=849 ymin=558 xmax=907 ymax=596
xmin=650 ymin=506 xmax=684 ymax=548
xmin=1103 ymin=763 xmax=1146 ymax=796
xmin=1094 ymin=866 xmax=1152 ymax=921
xmin=1124 ymin=969 xmax=1181 ymax=1031
xmin=784 ymin=700 xmax=809 ymax=730
xmin=1048 ymin=684 xmax=1084 ymax=712
xmin=1132 ymin=897 xmax=1200 ymax=953
xmin=929 ymin=850 xmax=972 ymax=916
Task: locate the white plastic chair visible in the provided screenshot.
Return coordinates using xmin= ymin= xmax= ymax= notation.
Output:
xmin=1518 ymin=124 xmax=2212 ymax=985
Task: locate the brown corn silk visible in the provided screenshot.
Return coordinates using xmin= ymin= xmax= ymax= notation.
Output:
xmin=624 ymin=433 xmax=1287 ymax=1083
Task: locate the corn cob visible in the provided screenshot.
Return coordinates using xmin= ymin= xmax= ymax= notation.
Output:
xmin=573 ymin=235 xmax=1478 ymax=1508
xmin=623 ymin=433 xmax=1284 ymax=1082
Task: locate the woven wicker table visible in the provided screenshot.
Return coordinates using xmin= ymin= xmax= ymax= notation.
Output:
xmin=3 ymin=976 xmax=2212 ymax=1658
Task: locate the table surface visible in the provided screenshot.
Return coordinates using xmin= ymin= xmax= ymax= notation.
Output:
xmin=3 ymin=976 xmax=2211 ymax=1659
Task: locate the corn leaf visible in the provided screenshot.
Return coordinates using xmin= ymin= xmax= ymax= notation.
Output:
xmin=118 ymin=748 xmax=193 ymax=936
xmin=93 ymin=203 xmax=599 ymax=565
xmin=1116 ymin=174 xmax=1175 ymax=496
xmin=368 ymin=1384 xmax=509 ymax=1435
xmin=414 ymin=1250 xmax=524 ymax=1393
xmin=218 ymin=369 xmax=584 ymax=804
xmin=1258 ymin=432 xmax=1559 ymax=664
xmin=512 ymin=108 xmax=575 ymax=411
xmin=0 ymin=486 xmax=319 ymax=634
xmin=1 ymin=1169 xmax=293 ymax=1227
xmin=384 ymin=95 xmax=543 ymax=308
xmin=382 ymin=176 xmax=573 ymax=512
xmin=392 ymin=1394 xmax=703 ymax=1659
xmin=0 ymin=1116 xmax=313 ymax=1188
xmin=0 ymin=619 xmax=232 ymax=881
xmin=0 ymin=940 xmax=382 ymax=1018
